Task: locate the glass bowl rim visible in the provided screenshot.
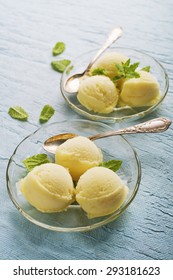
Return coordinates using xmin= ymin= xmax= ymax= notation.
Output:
xmin=60 ymin=46 xmax=169 ymax=123
xmin=6 ymin=119 xmax=142 ymax=232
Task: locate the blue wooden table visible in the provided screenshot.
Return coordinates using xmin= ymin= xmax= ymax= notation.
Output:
xmin=0 ymin=0 xmax=172 ymax=260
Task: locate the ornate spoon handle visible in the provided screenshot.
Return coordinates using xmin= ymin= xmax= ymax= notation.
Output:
xmin=89 ymin=117 xmax=172 ymax=141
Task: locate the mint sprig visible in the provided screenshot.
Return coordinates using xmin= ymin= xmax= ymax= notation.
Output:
xmin=39 ymin=104 xmax=55 ymax=123
xmin=8 ymin=106 xmax=28 ymax=121
xmin=112 ymin=59 xmax=140 ymax=82
xmin=23 ymin=154 xmax=51 ymax=172
xmin=99 ymin=159 xmax=122 ymax=172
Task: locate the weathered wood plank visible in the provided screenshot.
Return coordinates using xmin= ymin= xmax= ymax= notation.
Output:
xmin=0 ymin=0 xmax=173 ymax=260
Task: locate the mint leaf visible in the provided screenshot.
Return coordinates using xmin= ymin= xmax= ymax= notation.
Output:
xmin=123 ymin=60 xmax=140 ymax=78
xmin=126 ymin=71 xmax=140 ymax=79
xmin=8 ymin=106 xmax=28 ymax=121
xmin=123 ymin=59 xmax=131 ymax=67
xmin=91 ymin=68 xmax=108 ymax=76
xmin=39 ymin=104 xmax=55 ymax=123
xmin=114 ymin=63 xmax=124 ymax=73
xmin=113 ymin=59 xmax=140 ymax=82
xmin=112 ymin=75 xmax=124 ymax=81
xmin=141 ymin=66 xmax=150 ymax=72
xmin=66 ymin=65 xmax=74 ymax=74
xmin=51 ymin=59 xmax=71 ymax=72
xmin=125 ymin=61 xmax=140 ymax=73
xmin=99 ymin=159 xmax=122 ymax=172
xmin=52 ymin=42 xmax=65 ymax=56
xmin=23 ymin=154 xmax=50 ymax=172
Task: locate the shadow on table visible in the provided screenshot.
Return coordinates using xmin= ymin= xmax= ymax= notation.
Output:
xmin=8 ymin=208 xmax=133 ymax=260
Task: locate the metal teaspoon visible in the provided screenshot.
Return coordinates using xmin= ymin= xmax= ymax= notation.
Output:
xmin=43 ymin=117 xmax=172 ymax=154
xmin=64 ymin=26 xmax=123 ymax=93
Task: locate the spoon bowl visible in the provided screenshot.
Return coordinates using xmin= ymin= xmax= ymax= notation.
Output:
xmin=43 ymin=117 xmax=171 ymax=154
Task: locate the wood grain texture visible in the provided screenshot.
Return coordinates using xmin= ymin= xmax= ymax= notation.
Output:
xmin=0 ymin=0 xmax=173 ymax=260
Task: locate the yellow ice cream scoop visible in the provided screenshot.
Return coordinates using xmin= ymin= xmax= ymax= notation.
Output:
xmin=75 ymin=166 xmax=129 ymax=218
xmin=90 ymin=52 xmax=129 ymax=79
xmin=119 ymin=70 xmax=161 ymax=107
xmin=77 ymin=75 xmax=119 ymax=114
xmin=55 ymin=136 xmax=103 ymax=181
xmin=20 ymin=163 xmax=75 ymax=213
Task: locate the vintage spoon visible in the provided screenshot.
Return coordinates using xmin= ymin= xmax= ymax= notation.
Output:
xmin=64 ymin=26 xmax=123 ymax=93
xmin=43 ymin=117 xmax=172 ymax=154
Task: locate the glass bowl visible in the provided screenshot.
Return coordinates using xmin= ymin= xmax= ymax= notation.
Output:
xmin=6 ymin=120 xmax=141 ymax=232
xmin=60 ymin=47 xmax=169 ymax=123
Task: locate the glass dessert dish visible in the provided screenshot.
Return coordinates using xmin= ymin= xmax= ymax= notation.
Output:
xmin=6 ymin=120 xmax=141 ymax=232
xmin=60 ymin=47 xmax=169 ymax=123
